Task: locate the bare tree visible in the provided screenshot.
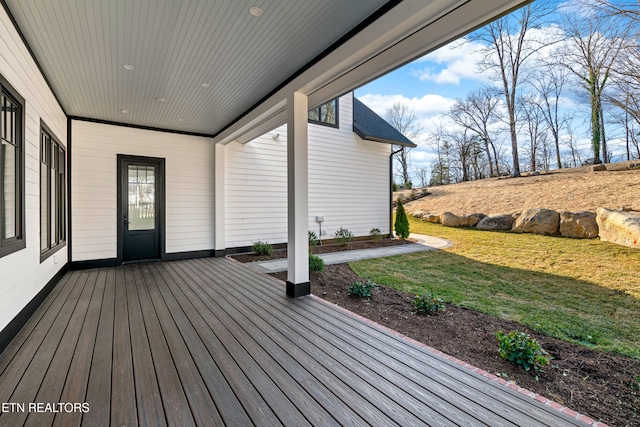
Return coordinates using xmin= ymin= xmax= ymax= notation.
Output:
xmin=518 ymin=94 xmax=548 ymax=172
xmin=386 ymin=102 xmax=423 ymax=186
xmin=562 ymin=123 xmax=586 ymax=167
xmin=530 ymin=65 xmax=570 ymax=169
xmin=442 ymin=128 xmax=484 ymax=183
xmin=427 ymin=123 xmax=452 ymax=186
xmin=415 ymin=167 xmax=429 ymax=188
xmin=448 ymin=88 xmax=501 ymax=176
xmin=557 ymin=3 xmax=630 ymax=164
xmin=470 ymin=3 xmax=553 ymax=177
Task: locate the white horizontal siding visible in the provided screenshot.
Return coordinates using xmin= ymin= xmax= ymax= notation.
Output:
xmin=71 ymin=121 xmax=214 ymax=260
xmin=0 ymin=6 xmax=68 ymax=332
xmin=225 ymin=93 xmax=390 ymax=248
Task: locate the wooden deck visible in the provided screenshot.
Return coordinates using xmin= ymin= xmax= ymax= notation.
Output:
xmin=0 ymin=257 xmax=585 ymax=426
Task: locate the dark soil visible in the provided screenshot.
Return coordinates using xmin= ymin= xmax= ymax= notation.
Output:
xmin=230 ymin=238 xmax=412 ymax=263
xmin=267 ymin=263 xmax=640 ymax=427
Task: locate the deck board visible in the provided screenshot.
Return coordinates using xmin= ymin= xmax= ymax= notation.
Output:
xmin=0 ymin=257 xmax=586 ymax=427
xmin=220 ymin=258 xmax=561 ymax=425
xmin=217 ymin=259 xmax=536 ymax=425
xmin=142 ymin=263 xmax=226 ymax=427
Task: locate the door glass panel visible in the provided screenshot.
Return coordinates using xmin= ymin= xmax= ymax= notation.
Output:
xmin=128 ymin=165 xmax=155 ymax=230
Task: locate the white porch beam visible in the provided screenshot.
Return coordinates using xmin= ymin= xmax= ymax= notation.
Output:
xmin=213 ymin=143 xmax=226 ymax=256
xmin=286 ymin=91 xmax=310 ymax=297
xmin=212 ymin=0 xmax=531 ymax=145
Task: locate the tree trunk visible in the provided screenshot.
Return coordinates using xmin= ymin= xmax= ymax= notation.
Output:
xmin=483 ymin=138 xmax=495 ymax=177
xmin=553 ymin=129 xmax=562 ymax=169
xmin=509 ymin=109 xmax=521 ymax=176
xmin=599 ymin=99 xmax=608 ymax=163
xmin=590 ymin=83 xmax=602 ymax=164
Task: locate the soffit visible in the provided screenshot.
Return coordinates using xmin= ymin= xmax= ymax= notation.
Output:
xmin=3 ymin=0 xmax=389 ymax=135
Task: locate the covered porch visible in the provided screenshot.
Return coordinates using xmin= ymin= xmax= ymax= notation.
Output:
xmin=0 ymin=258 xmax=584 ymax=426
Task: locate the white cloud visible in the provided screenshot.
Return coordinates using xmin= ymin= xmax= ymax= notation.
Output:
xmin=410 ymin=39 xmax=489 ymax=85
xmin=358 ymin=93 xmax=456 ymax=118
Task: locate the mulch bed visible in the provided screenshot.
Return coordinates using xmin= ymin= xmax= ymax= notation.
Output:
xmin=229 ymin=238 xmax=412 ymax=263
xmin=264 ymin=263 xmax=640 ymax=427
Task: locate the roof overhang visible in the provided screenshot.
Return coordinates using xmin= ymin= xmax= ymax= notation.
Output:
xmin=214 ymin=0 xmax=532 ymax=145
xmin=354 ymin=132 xmax=418 ymax=148
xmin=3 ymin=0 xmax=531 ymax=142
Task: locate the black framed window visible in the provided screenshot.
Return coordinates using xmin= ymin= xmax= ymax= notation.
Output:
xmin=40 ymin=122 xmax=66 ymax=261
xmin=0 ymin=75 xmax=25 ymax=258
xmin=308 ymin=98 xmax=338 ymax=128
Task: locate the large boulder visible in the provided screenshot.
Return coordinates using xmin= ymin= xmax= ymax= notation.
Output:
xmin=412 ymin=210 xmax=425 ymax=218
xmin=441 ymin=212 xmax=485 ymax=228
xmin=477 ymin=214 xmax=516 ymax=231
xmin=591 ymin=163 xmax=607 ymax=172
xmin=422 ymin=213 xmax=441 ymax=223
xmin=512 ymin=208 xmax=560 ymax=235
xmin=559 ymin=211 xmax=598 ymax=239
xmin=596 ymin=208 xmax=640 ymax=249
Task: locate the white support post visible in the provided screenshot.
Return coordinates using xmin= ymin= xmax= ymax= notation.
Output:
xmin=286 ymin=91 xmax=310 ymax=297
xmin=213 ymin=143 xmax=226 ymax=257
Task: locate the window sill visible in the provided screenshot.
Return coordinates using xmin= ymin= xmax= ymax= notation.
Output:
xmin=40 ymin=241 xmax=66 ymax=263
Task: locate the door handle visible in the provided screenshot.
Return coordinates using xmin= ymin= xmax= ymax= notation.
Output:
xmin=124 ymin=215 xmax=129 ymax=228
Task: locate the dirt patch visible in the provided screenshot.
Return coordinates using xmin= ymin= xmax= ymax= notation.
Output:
xmin=268 ymin=264 xmax=640 ymax=427
xmin=404 ymin=166 xmax=640 ymax=216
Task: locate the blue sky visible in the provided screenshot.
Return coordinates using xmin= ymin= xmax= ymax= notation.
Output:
xmin=353 ymin=37 xmax=503 ymax=182
xmin=353 ymin=0 xmax=632 ymax=184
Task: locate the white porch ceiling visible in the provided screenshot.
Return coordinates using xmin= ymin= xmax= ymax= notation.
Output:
xmin=4 ymin=0 xmax=389 ymax=135
xmin=3 ymin=0 xmax=531 ymax=138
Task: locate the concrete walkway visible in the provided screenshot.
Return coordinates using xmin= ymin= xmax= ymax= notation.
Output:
xmin=247 ymin=233 xmax=452 ymax=273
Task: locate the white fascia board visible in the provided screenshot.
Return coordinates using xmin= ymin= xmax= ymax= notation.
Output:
xmin=212 ymin=0 xmax=531 ymax=145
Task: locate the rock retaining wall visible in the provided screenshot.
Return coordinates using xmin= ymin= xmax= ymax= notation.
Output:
xmin=412 ymin=207 xmax=640 ymax=249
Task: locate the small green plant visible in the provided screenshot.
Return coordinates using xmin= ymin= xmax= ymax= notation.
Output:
xmin=308 ymin=231 xmax=320 ymax=248
xmin=496 ymin=330 xmax=551 ymax=372
xmin=412 ymin=291 xmax=445 ymax=315
xmin=309 ymin=254 xmax=324 ymax=272
xmin=392 ymin=182 xmax=399 ymax=192
xmin=252 ymin=240 xmax=273 ymax=256
xmin=369 ymin=227 xmax=382 ymax=243
xmin=334 ymin=227 xmax=354 ymax=246
xmin=394 ymin=198 xmax=410 ymax=239
xmin=347 ymin=280 xmax=378 ymax=298
xmin=405 ymin=180 xmax=413 ymax=189
xmin=630 ymin=376 xmax=640 ymax=391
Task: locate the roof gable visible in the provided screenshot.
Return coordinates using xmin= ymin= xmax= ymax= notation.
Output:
xmin=353 ymin=98 xmax=416 ymax=147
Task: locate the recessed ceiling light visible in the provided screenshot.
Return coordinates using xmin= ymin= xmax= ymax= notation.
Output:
xmin=123 ymin=64 xmax=134 ymax=71
xmin=120 ymin=109 xmax=129 ymax=114
xmin=249 ymin=6 xmax=263 ymax=16
xmin=201 ymin=83 xmax=210 ymax=88
xmin=156 ymin=97 xmax=166 ymax=102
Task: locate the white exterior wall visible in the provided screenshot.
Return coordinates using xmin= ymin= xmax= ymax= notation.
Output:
xmin=0 ymin=6 xmax=68 ymax=331
xmin=225 ymin=93 xmax=390 ymax=248
xmin=71 ymin=121 xmax=214 ymax=261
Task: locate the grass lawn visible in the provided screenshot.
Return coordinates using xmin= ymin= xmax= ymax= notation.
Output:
xmin=350 ymin=216 xmax=640 ymax=359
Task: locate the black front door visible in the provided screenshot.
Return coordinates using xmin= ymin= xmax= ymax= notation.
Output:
xmin=118 ymin=155 xmax=164 ymax=263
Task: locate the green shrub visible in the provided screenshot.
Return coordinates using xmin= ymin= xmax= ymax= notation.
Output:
xmin=392 ymin=182 xmax=399 ymax=192
xmin=369 ymin=227 xmax=382 ymax=243
xmin=405 ymin=180 xmax=413 ymax=189
xmin=347 ymin=280 xmax=378 ymax=298
xmin=394 ymin=199 xmax=410 ymax=239
xmin=308 ymin=231 xmax=320 ymax=248
xmin=412 ymin=291 xmax=445 ymax=315
xmin=334 ymin=227 xmax=354 ymax=246
xmin=252 ymin=240 xmax=272 ymax=256
xmin=309 ymin=254 xmax=325 ymax=272
xmin=496 ymin=330 xmax=551 ymax=372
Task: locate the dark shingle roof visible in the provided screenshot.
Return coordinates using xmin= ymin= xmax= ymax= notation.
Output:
xmin=353 ymin=97 xmax=417 ymax=147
